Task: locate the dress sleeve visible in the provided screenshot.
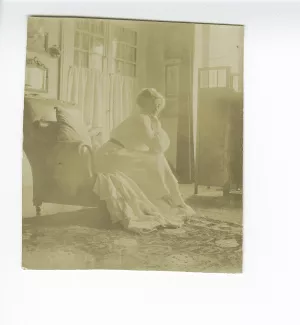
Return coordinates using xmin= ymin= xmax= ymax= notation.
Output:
xmin=138 ymin=114 xmax=170 ymax=153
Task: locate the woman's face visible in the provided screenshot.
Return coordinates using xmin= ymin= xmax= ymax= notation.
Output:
xmin=153 ymin=103 xmax=161 ymax=117
xmin=138 ymin=91 xmax=165 ymax=117
xmin=152 ymin=98 xmax=164 ymax=117
xmin=142 ymin=98 xmax=159 ymax=116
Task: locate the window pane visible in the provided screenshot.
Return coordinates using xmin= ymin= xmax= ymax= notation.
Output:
xmin=124 ymin=63 xmax=135 ymax=77
xmin=131 ymin=47 xmax=136 ymax=62
xmin=123 ymin=63 xmax=128 ymax=76
xmin=119 ymin=43 xmax=125 ymax=60
xmin=200 ymin=70 xmax=209 ymax=88
xmin=83 ymin=20 xmax=89 ymax=31
xmin=120 ymin=28 xmax=125 ymax=42
xmin=90 ymin=37 xmax=104 ymax=55
xmin=217 ymin=69 xmax=227 ymax=88
xmin=90 ymin=54 xmax=103 ymax=71
xmin=82 ymin=34 xmax=89 ymax=50
xmin=90 ymin=21 xmax=96 ymax=34
xmin=112 ymin=40 xmax=117 ymax=58
xmin=76 ymin=19 xmax=89 ymax=31
xmin=85 ymin=20 xmax=90 ymax=31
xmin=111 ymin=59 xmax=118 ymax=74
xmin=209 ymin=70 xmax=218 ymax=88
xmin=74 ymin=31 xmax=80 ymax=48
xmin=130 ymin=64 xmax=136 ymax=77
xmin=116 ymin=61 xmax=123 ymax=74
xmin=114 ymin=43 xmax=119 ymax=59
xmin=121 ymin=45 xmax=126 ymax=60
xmin=89 ymin=37 xmax=93 ymax=52
xmin=116 ymin=43 xmax=121 ymax=59
xmin=79 ymin=52 xmax=89 ymax=68
xmin=83 ymin=52 xmax=89 ymax=68
xmin=90 ymin=20 xmax=104 ymax=35
xmin=116 ymin=27 xmax=122 ymax=40
xmin=74 ymin=50 xmax=79 ymax=66
xmin=112 ymin=26 xmax=118 ymax=40
xmin=124 ymin=29 xmax=129 ymax=43
xmin=127 ymin=64 xmax=131 ymax=77
xmin=231 ymin=75 xmax=239 ymax=91
xmin=133 ymin=31 xmax=137 ymax=46
xmin=124 ymin=45 xmax=129 ymax=61
xmin=97 ymin=21 xmax=104 ymax=35
xmin=75 ymin=20 xmax=82 ymax=30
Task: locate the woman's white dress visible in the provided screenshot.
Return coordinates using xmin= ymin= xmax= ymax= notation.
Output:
xmin=92 ymin=112 xmax=195 ymax=233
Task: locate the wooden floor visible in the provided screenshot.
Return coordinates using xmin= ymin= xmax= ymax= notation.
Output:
xmin=22 ymin=184 xmax=242 ymax=225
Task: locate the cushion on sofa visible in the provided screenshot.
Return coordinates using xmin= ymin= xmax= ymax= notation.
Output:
xmin=24 ymin=97 xmax=59 ymax=144
xmin=24 ymin=97 xmax=58 ymax=123
xmin=55 ymin=106 xmax=92 ymax=147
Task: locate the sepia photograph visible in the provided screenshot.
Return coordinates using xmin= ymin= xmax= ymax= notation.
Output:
xmin=22 ymin=16 xmax=244 ymax=272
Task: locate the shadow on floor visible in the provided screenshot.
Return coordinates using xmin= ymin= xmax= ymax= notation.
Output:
xmin=186 ymin=194 xmax=242 ymax=209
xmin=22 ymin=207 xmax=121 ymax=230
xmin=22 ymin=195 xmax=242 ymax=231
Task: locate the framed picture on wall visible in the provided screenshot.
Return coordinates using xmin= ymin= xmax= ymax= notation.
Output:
xmin=165 ymin=61 xmax=180 ymax=97
xmin=25 ymin=57 xmax=48 ymax=93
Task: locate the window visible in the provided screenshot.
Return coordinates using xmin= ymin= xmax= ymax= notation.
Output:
xmin=74 ymin=19 xmax=106 ymax=71
xmin=110 ymin=25 xmax=137 ymax=77
xmin=65 ymin=19 xmax=137 ymax=135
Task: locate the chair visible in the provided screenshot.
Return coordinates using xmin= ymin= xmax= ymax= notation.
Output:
xmin=23 ymin=96 xmax=103 ymax=216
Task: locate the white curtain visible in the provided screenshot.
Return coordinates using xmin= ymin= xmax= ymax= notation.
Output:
xmin=67 ymin=66 xmax=135 ymax=144
xmin=108 ymin=74 xmax=135 ymax=133
xmin=67 ymin=67 xmax=110 ymax=130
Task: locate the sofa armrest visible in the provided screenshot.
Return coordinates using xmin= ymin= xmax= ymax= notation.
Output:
xmin=47 ymin=141 xmax=95 ymax=197
xmin=52 ymin=141 xmax=95 ymax=177
xmin=77 ymin=142 xmax=95 ymax=178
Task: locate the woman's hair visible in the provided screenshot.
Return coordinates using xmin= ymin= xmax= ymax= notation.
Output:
xmin=136 ymin=88 xmax=165 ymax=115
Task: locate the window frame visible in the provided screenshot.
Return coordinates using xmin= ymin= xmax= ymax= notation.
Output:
xmin=109 ymin=22 xmax=138 ymax=77
xmin=59 ymin=19 xmax=138 ymax=102
xmin=73 ymin=19 xmax=107 ymax=71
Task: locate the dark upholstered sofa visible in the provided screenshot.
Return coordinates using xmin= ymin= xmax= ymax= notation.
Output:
xmin=23 ymin=96 xmax=104 ymax=216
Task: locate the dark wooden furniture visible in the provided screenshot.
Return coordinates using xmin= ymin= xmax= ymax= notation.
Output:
xmin=194 ymin=67 xmax=243 ymax=196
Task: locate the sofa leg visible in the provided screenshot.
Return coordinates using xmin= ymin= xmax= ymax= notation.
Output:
xmin=33 ymin=197 xmax=42 ymax=217
xmin=35 ymin=205 xmax=42 ymax=217
xmin=223 ymin=181 xmax=230 ymax=197
xmin=194 ymin=183 xmax=198 ymax=195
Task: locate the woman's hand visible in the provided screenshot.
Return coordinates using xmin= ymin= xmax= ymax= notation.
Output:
xmin=150 ymin=115 xmax=161 ymax=132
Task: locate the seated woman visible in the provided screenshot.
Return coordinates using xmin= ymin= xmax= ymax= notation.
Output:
xmin=93 ymin=88 xmax=195 ymax=233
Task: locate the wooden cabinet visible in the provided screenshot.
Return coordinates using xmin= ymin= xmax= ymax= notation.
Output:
xmin=194 ymin=67 xmax=243 ymax=193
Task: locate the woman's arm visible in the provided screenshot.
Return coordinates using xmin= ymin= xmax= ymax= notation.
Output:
xmin=139 ymin=115 xmax=170 ymax=153
xmin=156 ymin=127 xmax=170 ymax=153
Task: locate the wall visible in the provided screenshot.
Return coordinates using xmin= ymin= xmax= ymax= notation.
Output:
xmin=23 ymin=18 xmax=61 ymax=188
xmin=166 ymin=23 xmax=194 ymax=182
xmin=26 ymin=18 xmax=61 ymax=99
xmin=209 ymin=25 xmax=243 ymax=73
xmin=143 ymin=23 xmax=179 ymax=168
xmin=132 ymin=22 xmax=177 ymax=167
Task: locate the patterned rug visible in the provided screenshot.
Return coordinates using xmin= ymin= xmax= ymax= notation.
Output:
xmin=22 ymin=209 xmax=243 ymax=273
